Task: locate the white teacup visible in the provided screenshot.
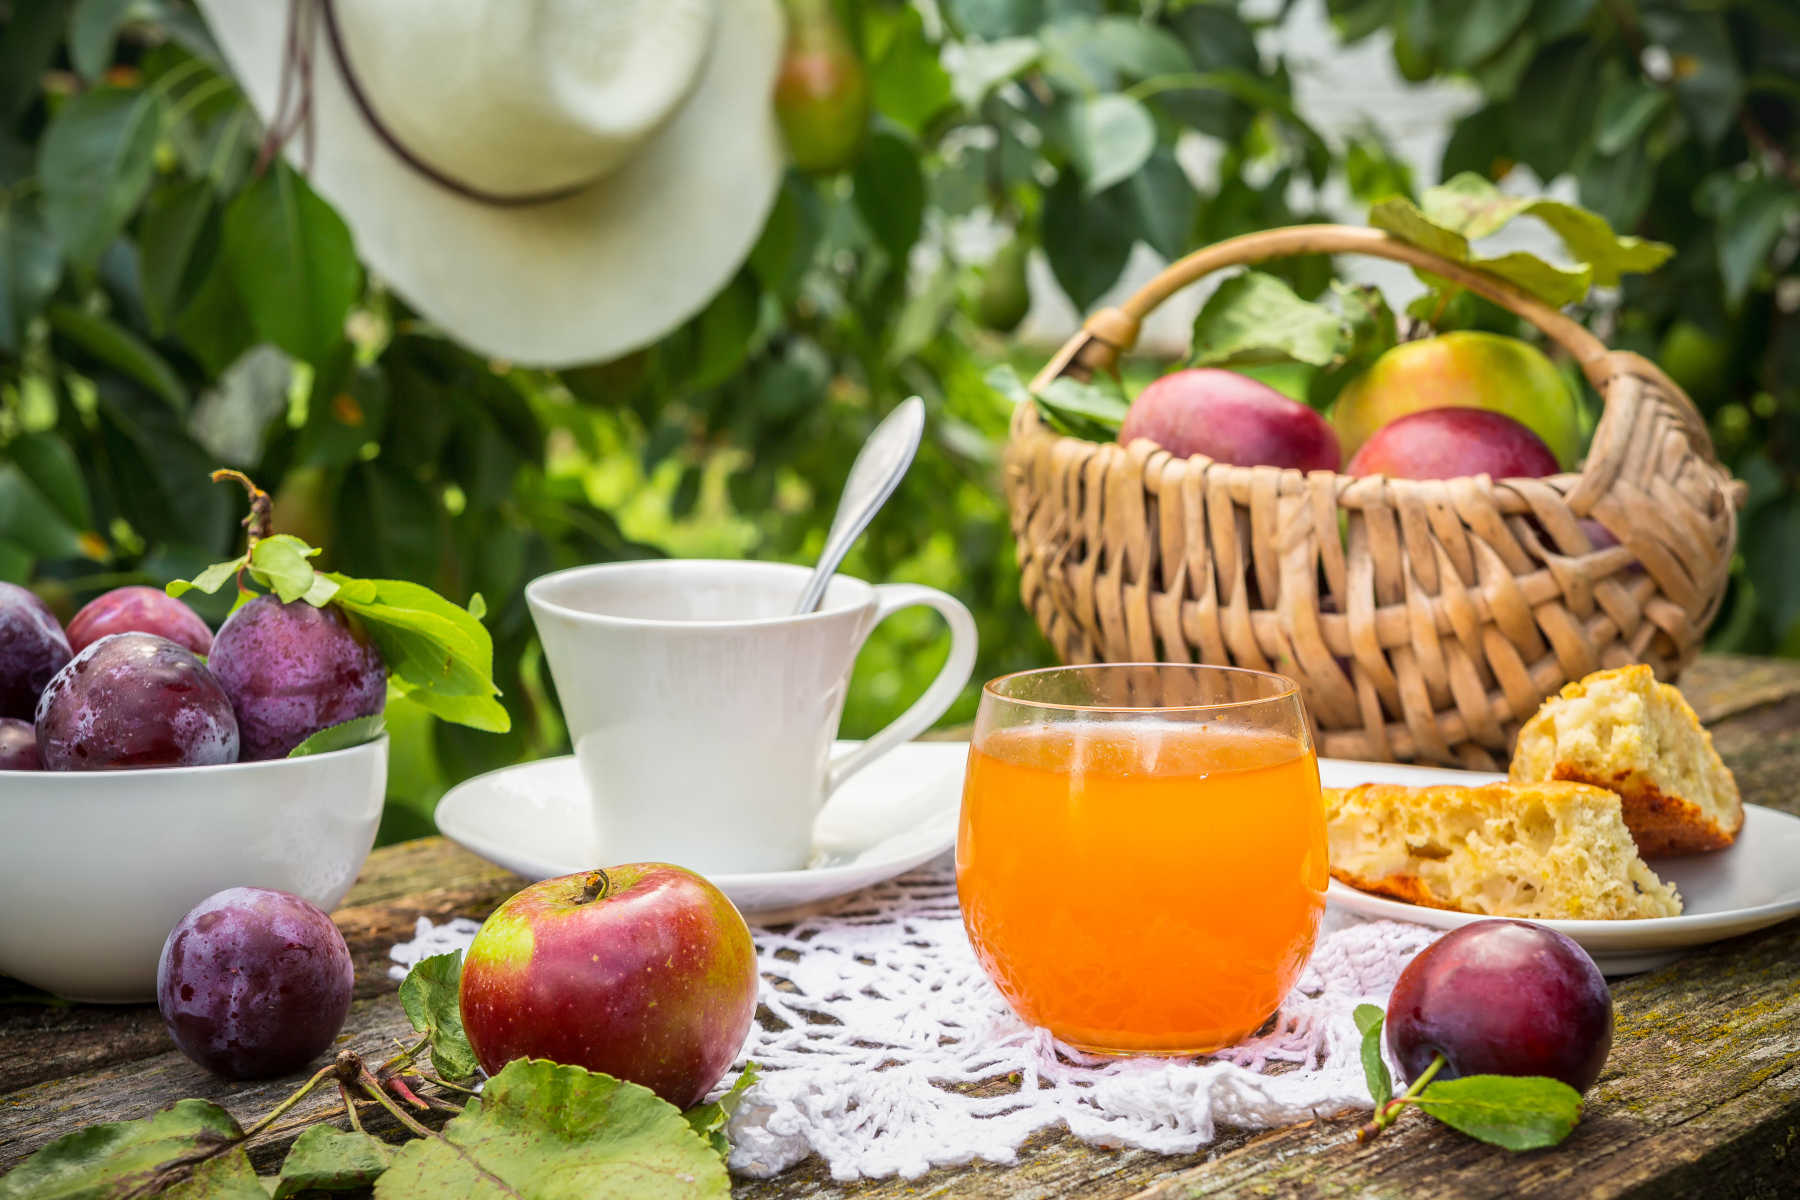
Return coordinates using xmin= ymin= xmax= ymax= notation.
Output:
xmin=526 ymin=560 xmax=978 ymax=874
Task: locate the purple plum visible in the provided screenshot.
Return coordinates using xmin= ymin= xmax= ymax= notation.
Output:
xmin=0 ymin=718 xmax=40 ymax=770
xmin=157 ymin=886 xmax=355 ymax=1080
xmin=0 ymin=581 xmax=72 ymax=720
xmin=66 ymin=586 xmax=213 ymax=656
xmin=207 ymin=597 xmax=387 ymax=761
xmin=35 ymin=633 xmax=238 ymax=770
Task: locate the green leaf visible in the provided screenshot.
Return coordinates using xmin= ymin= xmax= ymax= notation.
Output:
xmin=167 ymin=554 xmax=247 ymax=599
xmin=399 ymin=951 xmax=481 ymax=1083
xmin=684 ymin=1065 xmax=761 ymax=1161
xmin=989 ymin=364 xmax=1129 ymax=442
xmin=1119 ymin=151 xmax=1197 ymax=262
xmin=1083 ymin=16 xmax=1193 ymax=80
xmin=1064 ymin=94 xmax=1155 ymax=196
xmin=1714 ymin=179 xmax=1800 ymax=313
xmin=247 ymin=533 xmax=324 ymax=603
xmin=1371 ymin=173 xmax=1672 ymax=306
xmin=373 ymin=1059 xmax=731 ymax=1199
xmin=287 ymin=713 xmax=386 ymax=759
xmin=1041 ymin=171 xmax=1132 ymax=310
xmin=946 ymin=0 xmax=1043 ymax=40
xmin=1353 ymin=1003 xmax=1392 ymax=1107
xmin=0 ymin=464 xmax=86 ymax=560
xmin=70 ymin=0 xmax=135 ymax=81
xmin=871 ymin=9 xmax=953 ymax=134
xmin=1439 ymin=0 xmax=1530 ymax=70
xmin=947 ymin=37 xmax=1039 ymax=109
xmin=139 ymin=178 xmax=221 ymax=335
xmin=0 ymin=197 xmax=63 ymax=353
xmin=47 ymin=304 xmax=189 ymax=412
xmin=275 ymin=1126 xmax=394 ymax=1198
xmin=165 ymin=1146 xmax=266 ymax=1200
xmin=1594 ymin=78 xmax=1670 ymax=157
xmin=38 ymin=87 xmax=161 ymax=272
xmin=0 ymin=0 xmax=74 ymax=124
xmin=851 ymin=131 xmax=925 ymax=264
xmin=1415 ymin=1074 xmax=1583 ymax=1150
xmin=1190 ymin=272 xmax=1345 ymax=368
xmin=325 ymin=576 xmax=510 ymax=732
xmin=0 ymin=1097 xmax=245 ymax=1200
xmin=1642 ymin=10 xmax=1743 ymax=147
xmin=6 ymin=432 xmax=92 ymax=531
xmin=222 ymin=162 xmax=361 ymax=364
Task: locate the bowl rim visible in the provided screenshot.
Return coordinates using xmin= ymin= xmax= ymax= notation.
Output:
xmin=0 ymin=732 xmax=388 ymax=778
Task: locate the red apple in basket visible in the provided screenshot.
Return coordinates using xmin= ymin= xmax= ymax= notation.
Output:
xmin=459 ymin=863 xmax=760 ymax=1108
xmin=1119 ymin=368 xmax=1341 ymax=471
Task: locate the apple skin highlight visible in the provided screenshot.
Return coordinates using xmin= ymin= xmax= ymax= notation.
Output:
xmin=459 ymin=862 xmax=760 ymax=1109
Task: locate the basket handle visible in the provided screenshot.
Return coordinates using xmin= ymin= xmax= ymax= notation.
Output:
xmin=1031 ymin=224 xmax=1615 ymax=391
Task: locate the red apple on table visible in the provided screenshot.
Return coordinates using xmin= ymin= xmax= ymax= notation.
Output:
xmin=1346 ymin=408 xmax=1559 ymax=480
xmin=1119 ymin=367 xmax=1341 ymax=471
xmin=459 ymin=862 xmax=759 ymax=1108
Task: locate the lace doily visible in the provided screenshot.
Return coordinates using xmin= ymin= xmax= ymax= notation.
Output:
xmin=388 ymin=855 xmax=1438 ymax=1181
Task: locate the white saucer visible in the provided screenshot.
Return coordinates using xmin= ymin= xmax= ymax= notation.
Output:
xmin=436 ymin=740 xmax=965 ymax=920
xmin=1321 ymin=760 xmax=1800 ymax=974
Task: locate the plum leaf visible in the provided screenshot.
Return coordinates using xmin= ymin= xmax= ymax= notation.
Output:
xmin=398 ymin=951 xmax=481 ymax=1083
xmin=1414 ymin=1074 xmax=1583 ymax=1150
xmin=373 ymin=1059 xmax=730 ymax=1199
xmin=274 ymin=1125 xmax=393 ymax=1198
xmin=287 ymin=713 xmax=386 ymax=758
xmin=1190 ymin=272 xmax=1346 ymax=368
xmin=0 ymin=1097 xmax=248 ymax=1200
xmin=166 ymin=554 xmax=246 ymax=598
xmin=683 ymin=1064 xmax=761 ymax=1160
xmin=1370 ymin=172 xmax=1672 ymax=307
xmin=1353 ymin=1003 xmax=1392 ymax=1107
xmin=987 ymin=365 xmax=1130 ymax=442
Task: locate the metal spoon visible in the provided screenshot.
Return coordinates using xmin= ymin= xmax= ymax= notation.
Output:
xmin=792 ymin=396 xmax=926 ymax=615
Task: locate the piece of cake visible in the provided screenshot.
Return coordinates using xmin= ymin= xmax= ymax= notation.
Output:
xmin=1510 ymin=665 xmax=1742 ymax=856
xmin=1325 ymin=780 xmax=1683 ymax=920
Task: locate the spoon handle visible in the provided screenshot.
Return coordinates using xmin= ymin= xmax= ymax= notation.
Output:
xmin=792 ymin=397 xmax=926 ymax=615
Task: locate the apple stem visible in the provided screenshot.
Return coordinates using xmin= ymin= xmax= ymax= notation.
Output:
xmin=579 ymin=869 xmax=611 ymax=904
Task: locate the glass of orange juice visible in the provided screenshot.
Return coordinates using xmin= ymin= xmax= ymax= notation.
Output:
xmin=957 ymin=663 xmax=1327 ymax=1055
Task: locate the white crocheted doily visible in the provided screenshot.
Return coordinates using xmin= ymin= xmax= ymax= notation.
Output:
xmin=388 ymin=854 xmax=1438 ymax=1181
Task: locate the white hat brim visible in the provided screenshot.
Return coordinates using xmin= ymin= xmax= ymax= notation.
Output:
xmin=196 ymin=1 xmax=785 ymax=368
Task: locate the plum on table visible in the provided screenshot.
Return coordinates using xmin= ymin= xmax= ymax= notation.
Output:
xmin=0 ymin=581 xmax=72 ymax=720
xmin=1385 ymin=919 xmax=1612 ymax=1094
xmin=208 ymin=595 xmax=387 ymax=761
xmin=66 ymin=586 xmax=213 ymax=657
xmin=34 ymin=633 xmax=238 ymax=770
xmin=0 ymin=718 xmax=40 ymax=770
xmin=157 ymin=887 xmax=354 ymax=1080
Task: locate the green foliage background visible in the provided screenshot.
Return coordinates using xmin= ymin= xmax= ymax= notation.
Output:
xmin=2 ymin=0 xmax=1794 ymax=841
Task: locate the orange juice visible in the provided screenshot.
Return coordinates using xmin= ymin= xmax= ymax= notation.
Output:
xmin=956 ymin=722 xmax=1327 ymax=1053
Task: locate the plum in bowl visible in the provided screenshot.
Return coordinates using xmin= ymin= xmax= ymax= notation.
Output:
xmin=0 ymin=737 xmax=385 ymax=1002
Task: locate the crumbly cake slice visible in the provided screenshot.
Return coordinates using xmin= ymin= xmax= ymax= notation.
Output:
xmin=1510 ymin=664 xmax=1742 ymax=856
xmin=1325 ymin=781 xmax=1682 ymax=920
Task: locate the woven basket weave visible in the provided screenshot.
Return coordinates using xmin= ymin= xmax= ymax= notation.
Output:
xmin=1004 ymin=225 xmax=1743 ymax=769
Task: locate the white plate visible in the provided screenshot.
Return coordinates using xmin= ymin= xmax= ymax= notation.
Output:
xmin=437 ymin=740 xmax=965 ymax=920
xmin=1320 ymin=759 xmax=1800 ymax=974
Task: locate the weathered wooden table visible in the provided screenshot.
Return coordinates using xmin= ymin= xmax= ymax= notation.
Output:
xmin=4 ymin=654 xmax=1798 ymax=1198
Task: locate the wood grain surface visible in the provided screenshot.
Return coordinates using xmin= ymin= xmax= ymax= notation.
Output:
xmin=3 ymin=654 xmax=1796 ymax=1199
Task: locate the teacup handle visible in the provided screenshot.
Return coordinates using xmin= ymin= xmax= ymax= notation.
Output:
xmin=827 ymin=583 xmax=978 ymax=794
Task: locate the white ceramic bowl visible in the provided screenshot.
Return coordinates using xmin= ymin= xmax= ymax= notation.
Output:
xmin=0 ymin=737 xmax=387 ymax=1003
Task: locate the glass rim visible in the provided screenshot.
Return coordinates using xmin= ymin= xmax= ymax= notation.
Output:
xmin=980 ymin=662 xmax=1300 ymax=714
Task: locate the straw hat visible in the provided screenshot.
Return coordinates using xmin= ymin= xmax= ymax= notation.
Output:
xmin=197 ymin=0 xmax=785 ymax=367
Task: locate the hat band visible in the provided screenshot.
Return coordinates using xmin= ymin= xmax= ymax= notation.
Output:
xmin=267 ymin=0 xmax=592 ymax=209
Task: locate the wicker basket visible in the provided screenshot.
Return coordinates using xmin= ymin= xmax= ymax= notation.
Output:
xmin=1005 ymin=225 xmax=1743 ymax=769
